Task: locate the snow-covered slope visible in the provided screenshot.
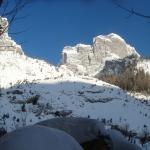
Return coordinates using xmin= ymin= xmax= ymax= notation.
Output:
xmin=61 ymin=33 xmax=140 ymax=76
xmin=0 ymin=77 xmax=149 ymax=134
xmin=0 ymin=51 xmax=74 ymax=88
xmin=0 ymin=76 xmax=149 ymax=149
xmin=0 ymin=51 xmax=55 ymax=87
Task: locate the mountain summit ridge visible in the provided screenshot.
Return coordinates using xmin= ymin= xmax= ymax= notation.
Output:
xmin=61 ymin=33 xmax=140 ymax=76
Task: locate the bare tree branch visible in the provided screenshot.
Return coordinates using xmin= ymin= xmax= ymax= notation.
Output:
xmin=2 ymin=1 xmax=28 ymax=17
xmin=2 ymin=0 xmax=9 ymax=16
xmin=9 ymin=28 xmax=29 ymax=35
xmin=14 ymin=14 xmax=30 ymax=21
xmin=0 ymin=0 xmax=32 ymax=36
xmin=0 ymin=0 xmax=3 ymax=7
xmin=112 ymin=0 xmax=150 ymax=19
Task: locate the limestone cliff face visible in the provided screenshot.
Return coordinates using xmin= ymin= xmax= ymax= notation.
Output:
xmin=0 ymin=17 xmax=23 ymax=55
xmin=61 ymin=33 xmax=140 ymax=76
xmin=97 ymin=55 xmax=140 ymax=77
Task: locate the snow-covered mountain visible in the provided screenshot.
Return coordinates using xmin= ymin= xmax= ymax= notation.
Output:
xmin=0 ymin=17 xmax=150 ymax=149
xmin=61 ymin=33 xmax=140 ymax=76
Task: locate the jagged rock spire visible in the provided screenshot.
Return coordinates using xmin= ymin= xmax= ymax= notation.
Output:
xmin=0 ymin=16 xmax=24 ymax=55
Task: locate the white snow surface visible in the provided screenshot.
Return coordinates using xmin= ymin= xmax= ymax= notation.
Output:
xmin=0 ymin=125 xmax=83 ymax=150
xmin=0 ymin=51 xmax=73 ymax=88
xmin=0 ymin=77 xmax=149 ymax=135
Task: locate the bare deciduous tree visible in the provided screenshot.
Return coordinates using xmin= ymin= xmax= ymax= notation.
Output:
xmin=0 ymin=0 xmax=32 ymax=36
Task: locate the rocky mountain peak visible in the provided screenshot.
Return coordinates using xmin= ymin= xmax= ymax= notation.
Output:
xmin=61 ymin=33 xmax=140 ymax=76
xmin=93 ymin=33 xmax=139 ymax=58
xmin=0 ymin=17 xmax=23 ymax=55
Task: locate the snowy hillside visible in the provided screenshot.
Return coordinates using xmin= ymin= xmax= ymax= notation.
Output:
xmin=0 ymin=76 xmax=150 ymax=148
xmin=0 ymin=51 xmax=74 ymax=88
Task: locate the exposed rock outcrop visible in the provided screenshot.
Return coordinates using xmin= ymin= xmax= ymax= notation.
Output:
xmin=97 ymin=54 xmax=140 ymax=77
xmin=61 ymin=33 xmax=140 ymax=76
xmin=0 ymin=17 xmax=23 ymax=55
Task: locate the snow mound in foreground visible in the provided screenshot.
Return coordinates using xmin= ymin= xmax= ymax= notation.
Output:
xmin=0 ymin=125 xmax=83 ymax=150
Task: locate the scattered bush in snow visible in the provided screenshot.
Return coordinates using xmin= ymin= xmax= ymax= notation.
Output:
xmin=53 ymin=110 xmax=72 ymax=117
xmin=107 ymin=129 xmax=141 ymax=150
xmin=140 ymin=125 xmax=150 ymax=146
xmin=0 ymin=128 xmax=7 ymax=138
xmin=26 ymin=95 xmax=40 ymax=105
xmin=111 ymin=124 xmax=137 ymax=143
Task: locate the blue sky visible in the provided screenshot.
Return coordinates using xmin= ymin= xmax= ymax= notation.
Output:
xmin=10 ymin=0 xmax=150 ymax=64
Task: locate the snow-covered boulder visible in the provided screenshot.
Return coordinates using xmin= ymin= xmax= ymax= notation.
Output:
xmin=37 ymin=118 xmax=141 ymax=150
xmin=0 ymin=125 xmax=83 ymax=150
xmin=108 ymin=129 xmax=141 ymax=150
xmin=61 ymin=33 xmax=140 ymax=76
xmin=37 ymin=117 xmax=106 ymax=143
